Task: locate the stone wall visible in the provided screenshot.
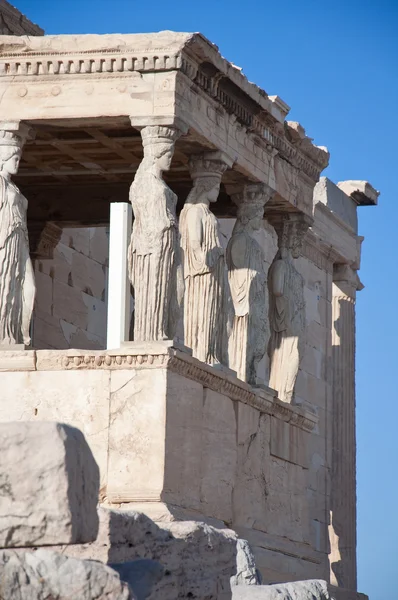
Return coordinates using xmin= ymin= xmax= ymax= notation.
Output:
xmin=33 ymin=226 xmax=109 ymax=350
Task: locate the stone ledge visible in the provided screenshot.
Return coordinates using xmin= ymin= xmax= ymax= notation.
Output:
xmin=1 ymin=345 xmax=317 ymax=432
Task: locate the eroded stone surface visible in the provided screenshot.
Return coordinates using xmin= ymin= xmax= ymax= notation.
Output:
xmin=0 ymin=549 xmax=133 ymax=599
xmin=232 ymin=579 xmax=331 ymax=599
xmin=0 ymin=422 xmax=99 ymax=547
xmin=230 ymin=538 xmax=261 ymax=586
xmin=52 ymin=507 xmax=238 ymax=600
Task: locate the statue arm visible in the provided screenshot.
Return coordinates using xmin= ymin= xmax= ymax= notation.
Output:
xmin=270 ymin=260 xmax=285 ymax=297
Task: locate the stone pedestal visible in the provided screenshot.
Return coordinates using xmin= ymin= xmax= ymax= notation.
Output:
xmin=0 ymin=343 xmax=322 ymax=583
xmin=330 ymin=265 xmax=362 ymax=591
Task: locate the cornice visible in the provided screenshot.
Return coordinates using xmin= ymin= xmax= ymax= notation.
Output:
xmin=0 ymin=32 xmax=328 ymax=182
xmin=4 ymin=346 xmax=317 ymax=433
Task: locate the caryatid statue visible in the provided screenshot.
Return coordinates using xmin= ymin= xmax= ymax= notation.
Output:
xmin=179 ymin=152 xmax=232 ymax=365
xmin=267 ymin=214 xmax=310 ymax=403
xmin=226 ymin=183 xmax=274 ymax=384
xmin=128 ymin=125 xmax=184 ymax=342
xmin=0 ymin=124 xmax=35 ymax=347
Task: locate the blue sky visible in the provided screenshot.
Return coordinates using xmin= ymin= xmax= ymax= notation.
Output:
xmin=15 ymin=1 xmax=398 ymax=597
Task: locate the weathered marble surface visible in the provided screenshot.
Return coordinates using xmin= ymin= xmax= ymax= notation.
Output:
xmin=230 ymin=538 xmax=261 ymax=586
xmin=129 ymin=125 xmax=183 ymax=342
xmin=0 ymin=422 xmax=99 ymax=548
xmin=227 ymin=184 xmax=273 ymax=383
xmin=232 ymin=579 xmax=331 ymax=600
xmin=0 ymin=125 xmax=35 ymax=346
xmin=52 ymin=507 xmax=238 ymax=600
xmin=0 ymin=549 xmax=133 ymax=600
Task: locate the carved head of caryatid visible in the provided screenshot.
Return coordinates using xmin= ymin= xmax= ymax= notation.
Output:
xmin=140 ymin=125 xmax=181 ymax=174
xmin=232 ymin=183 xmax=274 ymax=231
xmin=271 ymin=213 xmax=312 ymax=260
xmin=0 ymin=123 xmax=32 ymax=181
xmin=187 ymin=152 xmax=234 ymax=205
xmin=0 ymin=131 xmax=24 ymax=180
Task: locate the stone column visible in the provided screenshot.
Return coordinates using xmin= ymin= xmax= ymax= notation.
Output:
xmin=128 ymin=124 xmax=183 ymax=342
xmin=179 ymin=151 xmax=233 ymax=365
xmin=330 ymin=263 xmax=362 ymax=590
xmin=0 ymin=121 xmax=35 ymax=348
xmin=227 ymin=183 xmax=274 ymax=384
xmin=266 ymin=213 xmax=311 ymax=403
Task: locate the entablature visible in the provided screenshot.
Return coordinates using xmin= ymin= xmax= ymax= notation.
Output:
xmin=0 ymin=32 xmax=329 ymax=217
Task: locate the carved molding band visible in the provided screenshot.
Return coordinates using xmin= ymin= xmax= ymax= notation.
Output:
xmin=0 ymin=54 xmax=181 ymax=76
xmin=24 ymin=347 xmax=318 ymax=433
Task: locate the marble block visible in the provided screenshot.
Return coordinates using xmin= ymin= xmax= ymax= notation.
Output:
xmin=0 ymin=421 xmax=100 ymax=547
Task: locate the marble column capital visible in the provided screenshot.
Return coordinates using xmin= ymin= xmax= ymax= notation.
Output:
xmin=129 ymin=115 xmax=189 ymax=136
xmin=268 ymin=212 xmax=313 ymax=257
xmin=230 ymin=182 xmax=275 ymax=210
xmin=0 ymin=120 xmax=33 ymax=149
xmin=140 ymin=124 xmax=182 ymax=146
xmin=188 ymin=150 xmax=234 ymax=183
xmin=333 ymin=264 xmax=363 ymax=299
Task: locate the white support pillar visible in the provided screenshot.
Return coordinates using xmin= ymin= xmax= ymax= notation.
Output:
xmin=106 ymin=202 xmax=132 ymax=350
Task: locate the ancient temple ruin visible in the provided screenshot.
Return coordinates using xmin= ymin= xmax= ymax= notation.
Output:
xmin=0 ymin=7 xmax=378 ymax=599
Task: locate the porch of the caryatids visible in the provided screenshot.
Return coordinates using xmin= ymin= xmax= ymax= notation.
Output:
xmin=179 ymin=151 xmax=233 ymax=366
xmin=267 ymin=213 xmax=311 ymax=403
xmin=0 ymin=121 xmax=35 ymax=347
xmin=226 ymin=183 xmax=274 ymax=385
xmin=128 ymin=124 xmax=184 ymax=342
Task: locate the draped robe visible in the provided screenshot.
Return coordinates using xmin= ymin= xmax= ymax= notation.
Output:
xmin=268 ymin=255 xmax=305 ymax=403
xmin=129 ymin=172 xmax=182 ymax=341
xmin=0 ymin=176 xmax=35 ymax=345
xmin=180 ymin=202 xmax=226 ymax=364
xmin=227 ymin=227 xmax=267 ymax=383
